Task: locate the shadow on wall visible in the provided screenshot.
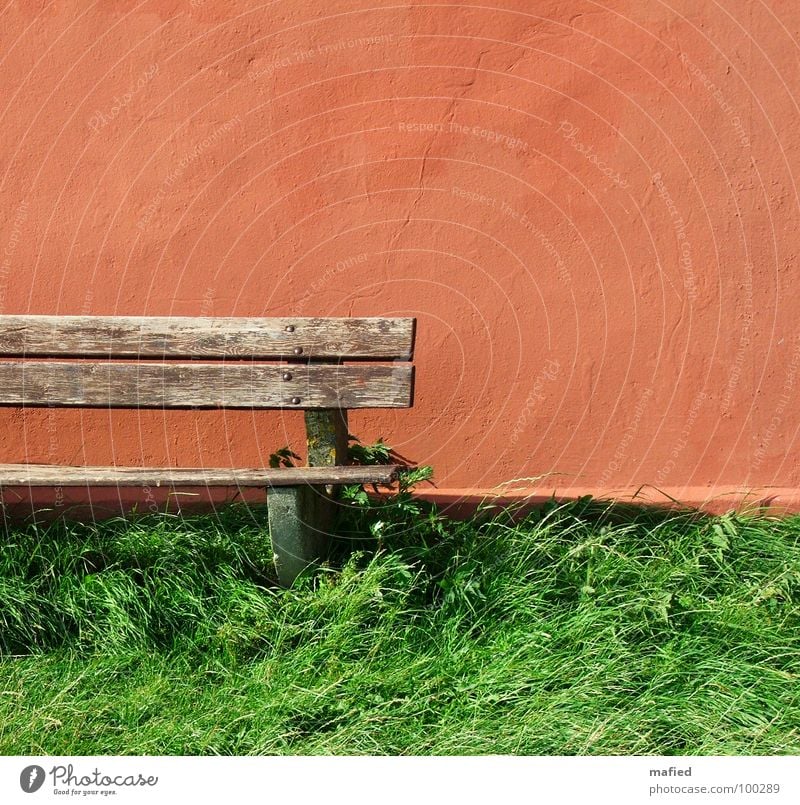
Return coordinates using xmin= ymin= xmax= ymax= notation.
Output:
xmin=2 ymin=482 xmax=799 ymax=526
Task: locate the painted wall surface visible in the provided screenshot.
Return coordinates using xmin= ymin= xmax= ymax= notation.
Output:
xmin=1 ymin=1 xmax=798 ymax=513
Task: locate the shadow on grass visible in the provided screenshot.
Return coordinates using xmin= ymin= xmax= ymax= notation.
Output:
xmin=0 ymin=491 xmax=798 ymax=754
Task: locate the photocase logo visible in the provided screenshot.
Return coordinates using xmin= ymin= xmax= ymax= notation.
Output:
xmin=19 ymin=765 xmax=45 ymax=794
xmin=16 ymin=763 xmax=159 ymax=794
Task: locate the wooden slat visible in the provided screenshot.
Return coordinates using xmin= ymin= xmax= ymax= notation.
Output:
xmin=0 ymin=361 xmax=412 ymax=409
xmin=0 ymin=316 xmax=415 ymax=360
xmin=0 ymin=464 xmax=400 ymax=487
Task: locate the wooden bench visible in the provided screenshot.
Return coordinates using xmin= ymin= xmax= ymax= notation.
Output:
xmin=0 ymin=314 xmax=415 ymax=584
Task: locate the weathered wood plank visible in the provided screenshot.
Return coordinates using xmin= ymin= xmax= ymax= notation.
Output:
xmin=0 ymin=316 xmax=415 ymax=359
xmin=0 ymin=464 xmax=399 ymax=486
xmin=0 ymin=362 xmax=413 ymax=408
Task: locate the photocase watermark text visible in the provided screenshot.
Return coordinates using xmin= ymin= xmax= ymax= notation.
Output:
xmin=752 ymin=336 xmax=800 ymax=471
xmin=509 ymin=359 xmax=561 ymax=446
xmin=399 ymin=121 xmax=529 ymax=153
xmin=655 ymin=390 xmax=707 ymax=484
xmin=651 ymin=172 xmax=698 ymax=301
xmin=598 ymin=387 xmax=654 ymax=485
xmin=557 ymin=121 xmax=628 ymax=188
xmin=680 ymin=52 xmax=750 ymax=147
xmin=249 ymin=34 xmax=395 ymax=81
xmin=88 ymin=63 xmax=158 ymax=132
xmin=451 ymin=187 xmax=570 ymax=282
xmin=137 ymin=115 xmax=242 ymax=229
xmin=720 ymin=262 xmax=754 ymax=413
xmin=0 ymin=199 xmax=28 ymax=313
xmin=290 ymin=253 xmax=368 ymax=316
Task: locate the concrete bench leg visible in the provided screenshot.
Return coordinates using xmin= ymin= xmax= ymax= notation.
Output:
xmin=267 ymin=408 xmax=348 ymax=586
xmin=267 ymin=485 xmax=334 ymax=585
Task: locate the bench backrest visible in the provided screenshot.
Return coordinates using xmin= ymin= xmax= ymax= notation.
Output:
xmin=0 ymin=315 xmax=415 ymax=410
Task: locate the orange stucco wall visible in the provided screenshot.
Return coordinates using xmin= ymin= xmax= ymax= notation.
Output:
xmin=1 ymin=1 xmax=798 ymax=514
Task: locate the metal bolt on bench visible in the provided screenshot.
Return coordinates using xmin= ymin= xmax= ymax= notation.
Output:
xmin=0 ymin=315 xmax=416 ymax=585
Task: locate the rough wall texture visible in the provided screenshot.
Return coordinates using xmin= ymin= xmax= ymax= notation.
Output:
xmin=0 ymin=1 xmax=798 ymax=513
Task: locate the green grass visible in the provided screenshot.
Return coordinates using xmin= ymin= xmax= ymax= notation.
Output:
xmin=0 ymin=493 xmax=798 ymax=755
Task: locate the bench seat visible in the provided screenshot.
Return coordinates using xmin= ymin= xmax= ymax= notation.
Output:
xmin=0 ymin=464 xmax=399 ymax=487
